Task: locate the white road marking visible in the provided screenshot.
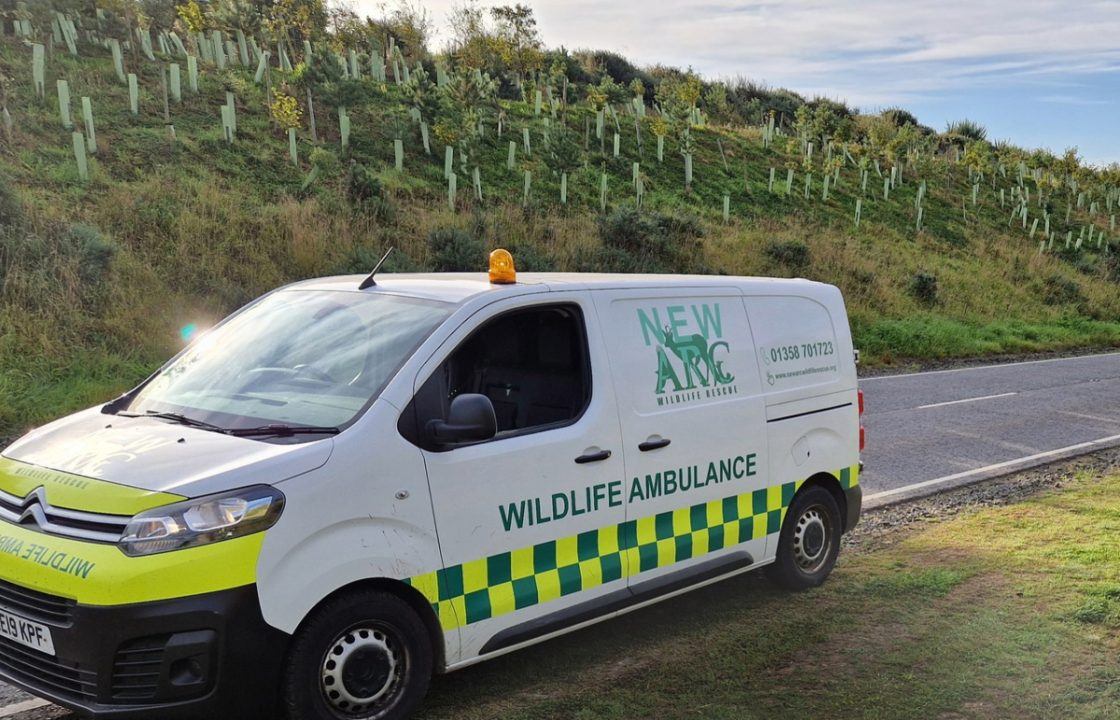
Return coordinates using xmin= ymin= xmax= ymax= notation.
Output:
xmin=0 ymin=698 xmax=52 ymax=718
xmin=916 ymin=392 xmax=1017 ymax=409
xmin=859 ymin=350 xmax=1120 ymax=382
xmin=864 ymin=432 xmax=1120 ymax=503
xmin=1057 ymin=410 xmax=1120 ymax=424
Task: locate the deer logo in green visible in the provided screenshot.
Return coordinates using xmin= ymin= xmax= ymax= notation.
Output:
xmin=637 ymin=304 xmax=735 ymax=396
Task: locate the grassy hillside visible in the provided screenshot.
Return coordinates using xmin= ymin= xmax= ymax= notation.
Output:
xmin=1 ymin=13 xmax=1120 ymax=438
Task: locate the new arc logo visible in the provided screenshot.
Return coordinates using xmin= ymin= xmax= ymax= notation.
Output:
xmin=637 ymin=302 xmax=739 ymax=406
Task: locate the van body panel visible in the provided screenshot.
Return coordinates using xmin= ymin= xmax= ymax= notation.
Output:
xmin=743 ymin=287 xmax=857 ymax=403
xmin=409 ymin=292 xmax=627 ymax=663
xmin=256 ymin=400 xmax=448 ymax=653
xmin=2 ymin=407 xmax=333 ymax=498
xmin=593 ymin=286 xmax=773 ymax=581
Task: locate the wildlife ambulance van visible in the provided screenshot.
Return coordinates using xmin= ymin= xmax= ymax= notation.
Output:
xmin=0 ymin=250 xmax=863 ymax=720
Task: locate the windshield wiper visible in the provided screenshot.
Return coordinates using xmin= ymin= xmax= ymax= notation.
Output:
xmin=116 ymin=410 xmax=231 ymax=434
xmin=116 ymin=411 xmax=339 ymax=438
xmin=226 ymin=424 xmax=341 ymax=437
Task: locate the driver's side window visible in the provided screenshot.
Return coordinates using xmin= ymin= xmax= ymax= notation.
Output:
xmin=399 ymin=304 xmax=592 ymax=449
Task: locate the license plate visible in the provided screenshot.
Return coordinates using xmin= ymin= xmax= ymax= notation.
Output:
xmin=0 ymin=606 xmax=55 ymax=656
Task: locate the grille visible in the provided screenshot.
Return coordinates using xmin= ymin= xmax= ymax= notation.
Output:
xmin=111 ymin=636 xmax=167 ymax=702
xmin=0 ymin=487 xmax=130 ymax=543
xmin=0 ymin=635 xmax=97 ymax=701
xmin=0 ymin=579 xmax=74 ymax=625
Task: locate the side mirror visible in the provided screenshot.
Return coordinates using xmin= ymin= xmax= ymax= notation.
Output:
xmin=426 ymin=393 xmax=497 ymax=445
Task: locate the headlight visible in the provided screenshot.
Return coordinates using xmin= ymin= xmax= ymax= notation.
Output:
xmin=119 ymin=485 xmax=285 ymax=557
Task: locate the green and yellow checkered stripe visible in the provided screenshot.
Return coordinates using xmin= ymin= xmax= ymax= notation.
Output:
xmin=407 ymin=466 xmax=858 ymax=631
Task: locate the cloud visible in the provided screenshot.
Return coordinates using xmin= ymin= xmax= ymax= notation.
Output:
xmin=350 ymin=0 xmax=1120 ymax=159
xmin=1037 ymin=94 xmax=1114 ymax=106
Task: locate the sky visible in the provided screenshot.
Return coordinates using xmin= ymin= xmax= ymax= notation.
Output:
xmin=351 ymin=0 xmax=1120 ymax=166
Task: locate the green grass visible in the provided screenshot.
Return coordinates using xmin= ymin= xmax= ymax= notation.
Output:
xmin=412 ymin=471 xmax=1120 ymax=720
xmin=0 ymin=351 xmax=154 ymax=439
xmin=2 ymin=37 xmax=1120 ymax=437
xmin=851 ymin=315 xmax=1120 ymax=364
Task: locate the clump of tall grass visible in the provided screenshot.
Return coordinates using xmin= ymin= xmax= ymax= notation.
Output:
xmin=944 ymin=119 xmax=987 ymax=143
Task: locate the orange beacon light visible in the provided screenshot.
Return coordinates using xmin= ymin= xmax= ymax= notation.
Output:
xmin=489 ymin=248 xmax=516 ymax=284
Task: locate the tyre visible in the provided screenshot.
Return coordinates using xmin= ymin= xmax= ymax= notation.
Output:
xmin=283 ymin=590 xmax=433 ymax=720
xmin=766 ymin=485 xmax=842 ymax=591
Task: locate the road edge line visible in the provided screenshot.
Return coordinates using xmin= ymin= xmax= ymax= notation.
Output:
xmin=859 ymin=350 xmax=1120 ymax=382
xmin=863 ymin=433 xmax=1120 ymax=509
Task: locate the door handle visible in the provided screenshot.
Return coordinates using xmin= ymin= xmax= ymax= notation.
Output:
xmin=639 ymin=437 xmax=671 ymax=452
xmin=575 ymin=449 xmax=612 ymax=464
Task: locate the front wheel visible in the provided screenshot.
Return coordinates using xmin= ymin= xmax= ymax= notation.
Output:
xmin=283 ymin=590 xmax=433 ymax=720
xmin=766 ymin=485 xmax=842 ymax=591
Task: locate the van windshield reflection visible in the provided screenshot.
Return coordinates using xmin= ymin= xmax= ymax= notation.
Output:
xmin=118 ymin=290 xmax=451 ymax=432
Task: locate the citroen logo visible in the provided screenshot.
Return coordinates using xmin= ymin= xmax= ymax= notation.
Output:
xmin=16 ymin=487 xmax=51 ymax=530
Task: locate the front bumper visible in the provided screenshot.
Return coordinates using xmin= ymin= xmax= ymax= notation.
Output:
xmin=0 ymin=583 xmax=290 ymax=719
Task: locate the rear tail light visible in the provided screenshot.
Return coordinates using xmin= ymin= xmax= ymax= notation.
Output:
xmin=858 ymin=389 xmax=865 ymax=451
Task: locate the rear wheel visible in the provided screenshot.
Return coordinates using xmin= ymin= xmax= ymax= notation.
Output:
xmin=766 ymin=485 xmax=842 ymax=591
xmin=283 ymin=590 xmax=432 ymax=720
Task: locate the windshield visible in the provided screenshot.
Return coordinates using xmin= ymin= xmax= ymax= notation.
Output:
xmin=122 ymin=290 xmax=452 ymax=430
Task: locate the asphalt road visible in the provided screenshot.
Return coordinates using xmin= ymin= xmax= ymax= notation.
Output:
xmin=3 ymin=351 xmax=1120 ymax=719
xmin=860 ymin=351 xmax=1120 ymax=503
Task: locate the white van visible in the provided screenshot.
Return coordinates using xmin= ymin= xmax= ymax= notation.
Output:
xmin=0 ymin=251 xmax=863 ymax=720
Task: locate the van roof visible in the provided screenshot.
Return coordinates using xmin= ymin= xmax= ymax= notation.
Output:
xmin=285 ymin=273 xmax=830 ymax=305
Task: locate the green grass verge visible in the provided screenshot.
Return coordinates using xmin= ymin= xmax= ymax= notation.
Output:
xmin=853 ymin=315 xmax=1120 ymax=365
xmin=413 ymin=472 xmax=1120 ymax=719
xmin=0 ymin=351 xmax=154 ymax=440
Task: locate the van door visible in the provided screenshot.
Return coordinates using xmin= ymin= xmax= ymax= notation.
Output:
xmin=745 ymin=293 xmax=859 ymax=559
xmin=593 ymin=288 xmax=772 ymax=593
xmin=403 ymin=294 xmax=627 ymax=661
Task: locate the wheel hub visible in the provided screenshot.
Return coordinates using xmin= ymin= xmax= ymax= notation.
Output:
xmin=792 ymin=506 xmax=832 ymax=572
xmin=321 ymin=627 xmax=400 ymax=716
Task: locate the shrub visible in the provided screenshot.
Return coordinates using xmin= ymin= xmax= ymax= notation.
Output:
xmin=944 ymin=119 xmax=987 ymax=142
xmin=575 ymin=50 xmax=654 ymax=93
xmin=764 ymin=240 xmax=811 ymax=272
xmin=337 ymin=245 xmax=421 ymax=275
xmin=0 ymin=176 xmax=21 ymax=231
xmin=909 ymin=271 xmax=938 ymax=305
xmin=347 ymin=163 xmax=380 ymax=203
xmin=68 ymin=224 xmax=117 ymax=285
xmin=1041 ymin=274 xmax=1083 ymax=306
xmin=1105 ymin=254 xmax=1120 ymax=283
xmin=427 ymin=227 xmax=485 ymax=272
xmin=346 ymin=162 xmax=392 ymax=220
xmin=882 ymin=107 xmax=919 ymax=128
xmin=501 ymin=238 xmax=550 ymax=272
xmin=309 ymin=147 xmax=342 ymax=176
xmin=269 ymin=93 xmax=303 ymax=131
xmin=594 ymin=206 xmax=706 ymax=273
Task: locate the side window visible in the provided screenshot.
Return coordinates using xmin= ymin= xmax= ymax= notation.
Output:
xmin=399 ymin=304 xmax=591 ymax=448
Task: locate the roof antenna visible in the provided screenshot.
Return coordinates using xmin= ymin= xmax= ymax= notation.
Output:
xmin=358 ymin=247 xmax=395 ymax=290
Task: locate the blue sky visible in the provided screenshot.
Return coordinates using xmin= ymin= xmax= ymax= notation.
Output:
xmin=353 ymin=0 xmax=1120 ymax=166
